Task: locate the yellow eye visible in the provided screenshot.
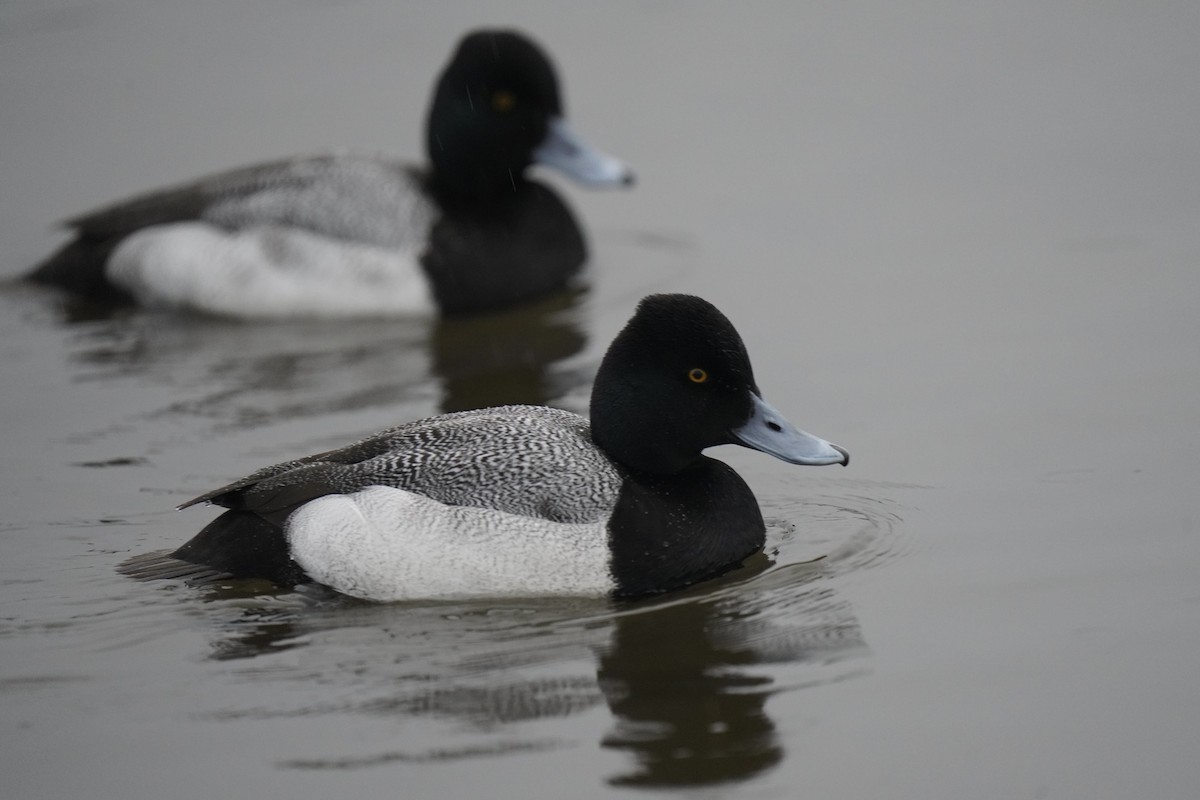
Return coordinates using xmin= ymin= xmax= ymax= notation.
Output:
xmin=688 ymin=368 xmax=708 ymax=384
xmin=491 ymin=90 xmax=517 ymax=112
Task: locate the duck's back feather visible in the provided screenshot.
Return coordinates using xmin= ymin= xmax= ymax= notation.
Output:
xmin=184 ymin=405 xmax=622 ymax=524
xmin=65 ymin=153 xmax=425 ymax=246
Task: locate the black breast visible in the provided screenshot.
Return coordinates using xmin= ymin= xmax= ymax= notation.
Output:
xmin=606 ymin=457 xmax=767 ymax=598
xmin=421 ymin=181 xmax=586 ymax=314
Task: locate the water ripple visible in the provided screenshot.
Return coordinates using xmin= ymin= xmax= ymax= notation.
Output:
xmin=758 ymin=483 xmax=916 ymax=578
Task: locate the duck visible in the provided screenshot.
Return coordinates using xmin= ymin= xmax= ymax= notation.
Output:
xmin=28 ymin=29 xmax=633 ymax=318
xmin=120 ymin=294 xmax=849 ymax=599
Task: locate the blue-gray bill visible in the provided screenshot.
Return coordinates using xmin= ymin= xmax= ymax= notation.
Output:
xmin=533 ymin=117 xmax=635 ymax=187
xmin=731 ymin=393 xmax=849 ymax=466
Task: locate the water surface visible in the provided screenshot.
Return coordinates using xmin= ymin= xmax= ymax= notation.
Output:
xmin=2 ymin=2 xmax=1198 ymax=798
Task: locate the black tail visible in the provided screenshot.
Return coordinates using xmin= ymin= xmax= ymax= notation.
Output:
xmin=120 ymin=510 xmax=310 ymax=589
xmin=27 ymin=236 xmax=132 ymax=301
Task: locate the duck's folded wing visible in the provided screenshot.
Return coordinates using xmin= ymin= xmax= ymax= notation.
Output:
xmin=65 ymin=153 xmax=421 ymax=247
xmin=179 ymin=406 xmax=620 ymax=523
xmin=65 ymin=155 xmax=338 ymax=238
xmin=176 ymin=421 xmax=425 ymax=511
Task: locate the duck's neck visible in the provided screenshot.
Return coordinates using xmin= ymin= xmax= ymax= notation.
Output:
xmin=591 ymin=423 xmax=698 ymax=475
xmin=425 ymin=158 xmax=534 ymax=209
xmin=606 ymin=458 xmax=766 ymax=598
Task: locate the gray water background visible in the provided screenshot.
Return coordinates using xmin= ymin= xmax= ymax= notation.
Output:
xmin=2 ymin=2 xmax=1198 ymax=798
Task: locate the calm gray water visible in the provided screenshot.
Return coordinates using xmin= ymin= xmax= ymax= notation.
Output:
xmin=2 ymin=2 xmax=1199 ymax=798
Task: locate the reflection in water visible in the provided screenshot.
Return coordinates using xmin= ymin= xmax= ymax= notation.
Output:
xmin=597 ymin=562 xmax=866 ymax=787
xmin=431 ymin=287 xmax=589 ymax=412
xmin=60 ymin=304 xmax=435 ymax=433
xmin=598 ymin=599 xmax=782 ymax=786
xmin=185 ymin=552 xmax=866 ymax=786
xmin=48 ymin=286 xmax=589 ymax=442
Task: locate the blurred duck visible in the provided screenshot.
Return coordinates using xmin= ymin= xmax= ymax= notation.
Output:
xmin=29 ymin=29 xmax=633 ymax=317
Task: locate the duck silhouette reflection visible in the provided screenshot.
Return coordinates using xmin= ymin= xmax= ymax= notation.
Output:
xmin=187 ymin=559 xmax=866 ymax=785
xmin=52 ymin=287 xmax=590 ymax=440
xmin=597 ymin=597 xmax=783 ymax=786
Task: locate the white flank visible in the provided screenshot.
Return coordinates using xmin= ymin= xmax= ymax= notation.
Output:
xmin=107 ymin=223 xmax=435 ymax=318
xmin=286 ymin=486 xmax=614 ymax=601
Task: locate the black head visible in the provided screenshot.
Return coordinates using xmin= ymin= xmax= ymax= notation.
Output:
xmin=590 ymin=294 xmax=761 ymax=474
xmin=590 ymin=294 xmax=849 ymax=475
xmin=425 ymin=30 xmax=564 ymax=199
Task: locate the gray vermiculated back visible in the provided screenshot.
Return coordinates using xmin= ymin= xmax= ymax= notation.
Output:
xmin=70 ymin=154 xmax=429 ymax=249
xmin=226 ymin=406 xmax=623 ymax=524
